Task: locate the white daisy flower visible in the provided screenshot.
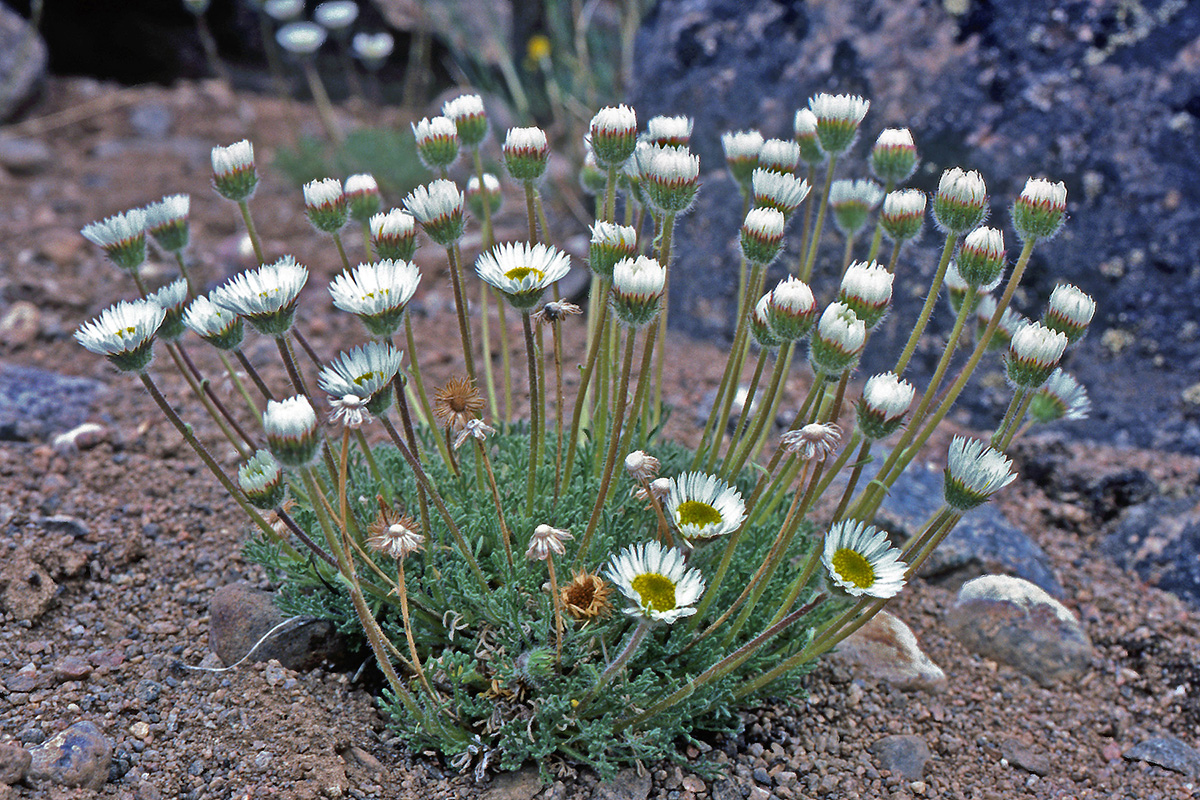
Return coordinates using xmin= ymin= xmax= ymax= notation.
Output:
xmin=212 ymin=256 xmax=309 ymax=336
xmin=822 ymin=521 xmax=906 ymax=599
xmin=475 ymin=241 xmax=571 ymax=311
xmin=443 ymin=94 xmax=488 ymax=147
xmin=314 ymin=1 xmax=357 ymax=30
xmin=183 ymin=294 xmax=244 ymax=350
xmin=1006 ymin=321 xmax=1068 ymax=389
xmin=344 ymin=174 xmax=382 ymax=222
xmin=211 ymin=139 xmax=257 ymax=201
xmin=645 ymin=114 xmax=693 ymax=148
xmin=605 ymin=541 xmax=706 ymax=624
xmin=143 ymin=194 xmax=191 ymax=252
xmin=610 ymin=255 xmax=665 ymax=327
xmin=74 ymin=299 xmax=165 ymax=373
xmin=664 ymin=471 xmax=746 ymax=541
xmin=81 ymin=208 xmax=147 ymax=272
xmin=751 ymin=168 xmax=810 ymax=218
xmin=944 ymin=436 xmax=1016 ymax=511
xmin=722 ymin=129 xmax=764 ymax=186
xmin=318 ymin=341 xmax=403 ymax=415
xmin=838 ymin=260 xmax=893 ymax=329
xmin=636 ymin=143 xmax=700 ymax=213
xmin=352 ymin=32 xmax=394 ymax=70
xmin=303 ymin=177 xmax=348 ymax=233
xmin=403 ymin=180 xmax=464 ymax=246
xmin=328 ymin=259 xmax=420 ymax=337
xmin=149 ymin=278 xmax=190 ymax=341
xmin=1029 ymin=368 xmax=1091 ymax=423
xmin=808 ymin=93 xmax=870 ymax=154
xmin=276 ymin=21 xmax=327 ymax=55
xmin=857 ymin=372 xmax=915 ymax=440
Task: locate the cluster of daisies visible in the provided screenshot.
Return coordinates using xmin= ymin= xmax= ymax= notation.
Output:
xmin=72 ymin=87 xmax=1097 ymax=756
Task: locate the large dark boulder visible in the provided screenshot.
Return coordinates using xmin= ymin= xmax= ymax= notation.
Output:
xmin=629 ymin=0 xmax=1200 ymax=452
xmin=0 ymin=2 xmax=47 ymax=121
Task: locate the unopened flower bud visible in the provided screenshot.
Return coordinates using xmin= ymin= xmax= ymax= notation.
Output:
xmin=766 ymin=277 xmax=817 ymax=341
xmin=404 ymin=180 xmax=465 ymax=246
xmin=352 ymin=32 xmax=393 ymax=71
xmin=838 ymin=261 xmax=893 ymax=329
xmin=144 ymin=194 xmax=191 ymax=253
xmin=645 ymin=115 xmax=692 ymax=148
xmin=751 ymin=168 xmax=810 ymax=219
xmin=857 ymin=373 xmax=914 ymax=440
xmin=750 ymin=294 xmax=782 ymax=349
xmin=944 ymin=436 xmax=1015 ymax=511
xmin=740 ymin=207 xmax=786 ymax=265
xmin=149 ymin=279 xmax=189 ymax=342
xmin=590 ymin=105 xmax=639 ymax=167
xmin=757 ymin=138 xmax=801 ymax=176
xmin=276 ymin=21 xmax=327 ymax=56
xmin=809 ymin=302 xmax=866 ymax=375
xmin=1012 ymin=178 xmax=1067 ymax=242
xmin=344 ymin=174 xmax=382 ymax=223
xmin=442 ymin=94 xmax=489 ymax=149
xmin=466 ymin=173 xmax=503 ymax=219
xmin=870 ymin=128 xmax=919 ymax=183
xmin=263 ymin=395 xmax=320 ymax=467
xmin=370 ymin=209 xmax=418 ymax=261
xmin=637 ymin=144 xmax=700 ymax=213
xmin=932 ymin=167 xmax=988 ymax=234
xmin=976 ymin=295 xmax=1026 ymax=352
xmin=610 ymin=256 xmax=666 ymax=327
xmin=504 ymin=126 xmax=550 ymax=182
xmin=808 ymin=93 xmax=870 ymax=155
xmin=829 ymin=179 xmax=884 ymax=238
xmin=793 ymin=108 xmax=825 ymax=165
xmin=1006 ymin=321 xmax=1068 ymax=389
xmin=303 ymin=177 xmax=348 ymax=234
xmin=722 ymin=129 xmax=764 ymax=191
xmin=81 ymin=208 xmax=147 ymax=273
xmin=1042 ymin=283 xmax=1095 ymax=344
xmin=588 ymin=222 xmax=638 ymax=278
xmin=880 ymin=189 xmax=926 ymax=242
xmin=211 ymin=139 xmax=258 ymax=202
xmin=412 ymin=116 xmax=461 ymax=171
xmin=239 ymin=450 xmax=286 ymax=510
xmin=956 ymin=226 xmax=1006 ymax=289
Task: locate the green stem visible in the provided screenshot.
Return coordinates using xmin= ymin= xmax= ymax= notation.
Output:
xmin=444 ymin=244 xmax=478 ymax=386
xmin=237 ymin=200 xmax=265 ymax=265
xmin=800 ymin=156 xmax=837 ymax=283
xmin=562 ymin=279 xmax=611 ymax=489
xmin=331 ymin=231 xmax=352 ymax=273
xmin=521 ymin=312 xmax=542 ymax=515
xmin=722 ymin=343 xmax=792 ymax=480
xmin=301 ymin=59 xmax=344 ymax=143
xmin=651 ymin=211 xmax=677 ymax=428
xmin=893 ymin=233 xmax=959 ymax=376
xmin=576 ymin=620 xmax=649 ymax=712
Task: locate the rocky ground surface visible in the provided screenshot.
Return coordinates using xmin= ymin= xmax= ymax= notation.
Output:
xmin=1 ymin=78 xmax=1200 ymax=799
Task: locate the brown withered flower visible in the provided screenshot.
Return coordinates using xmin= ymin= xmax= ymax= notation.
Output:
xmin=434 ymin=375 xmax=484 ymax=430
xmin=367 ymin=499 xmax=424 ymax=559
xmin=560 ymin=570 xmax=613 ymax=621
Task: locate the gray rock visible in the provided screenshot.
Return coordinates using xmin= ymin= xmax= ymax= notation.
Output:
xmin=483 ymin=766 xmax=541 ymax=800
xmin=592 ymin=767 xmax=652 ymax=800
xmin=1104 ymin=493 xmax=1200 ymax=607
xmin=0 ymin=742 xmax=31 ymax=785
xmin=0 ymin=137 xmax=51 ymax=175
xmin=208 ymin=582 xmax=345 ymax=670
xmin=129 ymin=102 xmax=174 ymax=139
xmin=829 ymin=609 xmax=946 ymax=692
xmin=1123 ymin=736 xmax=1200 ymax=778
xmin=0 ymin=4 xmax=46 ymax=122
xmin=629 ymin=0 xmax=1200 ymax=453
xmin=868 ymin=734 xmax=930 ymax=780
xmin=0 ymin=549 xmax=57 ymax=621
xmin=946 ymin=575 xmax=1093 ymax=687
xmin=0 ymin=364 xmax=106 ymax=442
xmin=27 ymin=721 xmax=112 ymax=790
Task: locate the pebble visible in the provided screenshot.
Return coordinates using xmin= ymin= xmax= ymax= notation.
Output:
xmin=1001 ymin=738 xmax=1051 ymax=776
xmin=53 ymin=656 xmax=93 ymax=682
xmin=869 ymin=734 xmax=931 ymax=780
xmin=129 ymin=103 xmax=174 ymax=139
xmin=208 ymin=583 xmax=345 ymax=670
xmin=945 ymin=575 xmax=1093 ymax=687
xmin=27 ymin=721 xmax=113 ymax=790
xmin=130 ymin=722 xmax=151 ymax=740
xmin=0 ymin=136 xmax=52 ymax=175
xmin=52 ymin=422 xmax=110 ymax=453
xmin=0 ymin=300 xmax=39 ymax=347
xmin=1123 ymin=736 xmax=1200 ymax=778
xmin=0 ymin=550 xmax=57 ymax=621
xmin=829 ymin=610 xmax=947 ymax=692
xmin=134 ymin=679 xmax=162 ymax=703
xmin=0 ymin=743 xmax=31 ymax=785
xmin=593 ymin=767 xmax=652 ymax=800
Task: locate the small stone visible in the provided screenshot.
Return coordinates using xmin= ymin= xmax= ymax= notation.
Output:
xmin=208 ymin=582 xmax=345 ymax=671
xmin=134 ymin=680 xmax=162 ymax=703
xmin=129 ymin=103 xmax=174 ymax=139
xmin=0 ymin=742 xmax=31 ymax=785
xmin=129 ymin=722 xmax=150 ymax=740
xmin=0 ymin=550 xmax=56 ymax=621
xmin=1001 ymin=738 xmax=1050 ymax=776
xmin=946 ymin=575 xmax=1093 ymax=687
xmin=52 ymin=423 xmax=109 ymax=453
xmin=0 ymin=137 xmax=51 ymax=175
xmin=27 ymin=721 xmax=113 ymax=790
xmin=830 ymin=610 xmax=946 ymax=692
xmin=681 ymin=775 xmax=705 ymax=793
xmin=263 ymin=660 xmax=287 ymax=687
xmin=34 ymin=515 xmax=90 ymax=539
xmin=484 ymin=766 xmax=542 ymax=800
xmin=5 ymin=668 xmax=46 ymax=693
xmin=0 ymin=300 xmax=39 ymax=347
xmin=869 ymin=734 xmax=931 ymax=780
xmin=1123 ymin=736 xmax=1200 ymax=778
xmin=593 ymin=767 xmax=652 ymax=800
xmin=53 ymin=656 xmax=93 ymax=683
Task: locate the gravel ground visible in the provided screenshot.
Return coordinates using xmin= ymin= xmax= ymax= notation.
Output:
xmin=1 ymin=78 xmax=1199 ymax=799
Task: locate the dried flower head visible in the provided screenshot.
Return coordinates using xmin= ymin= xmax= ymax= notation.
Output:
xmin=624 ymin=450 xmax=660 ymax=483
xmin=780 ymin=423 xmax=842 ymax=461
xmin=434 ymin=376 xmax=484 ymax=430
xmin=532 ymin=300 xmax=582 ymax=325
xmin=453 ymin=418 xmax=496 ymax=450
xmin=822 ymin=521 xmax=906 ymax=599
xmin=561 ymin=570 xmax=613 ymax=621
xmin=368 ymin=509 xmax=425 ymax=559
xmin=527 ymin=524 xmax=574 ymax=561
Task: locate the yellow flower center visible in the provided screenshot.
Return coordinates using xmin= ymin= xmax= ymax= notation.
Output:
xmin=526 ymin=34 xmax=552 ymax=63
xmin=676 ymin=500 xmax=722 ymax=528
xmin=831 ymin=548 xmax=876 ymax=589
xmin=504 ymin=266 xmax=545 ymax=282
xmin=353 ymin=371 xmax=378 ymax=386
xmin=630 ymin=573 xmax=676 ymax=613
